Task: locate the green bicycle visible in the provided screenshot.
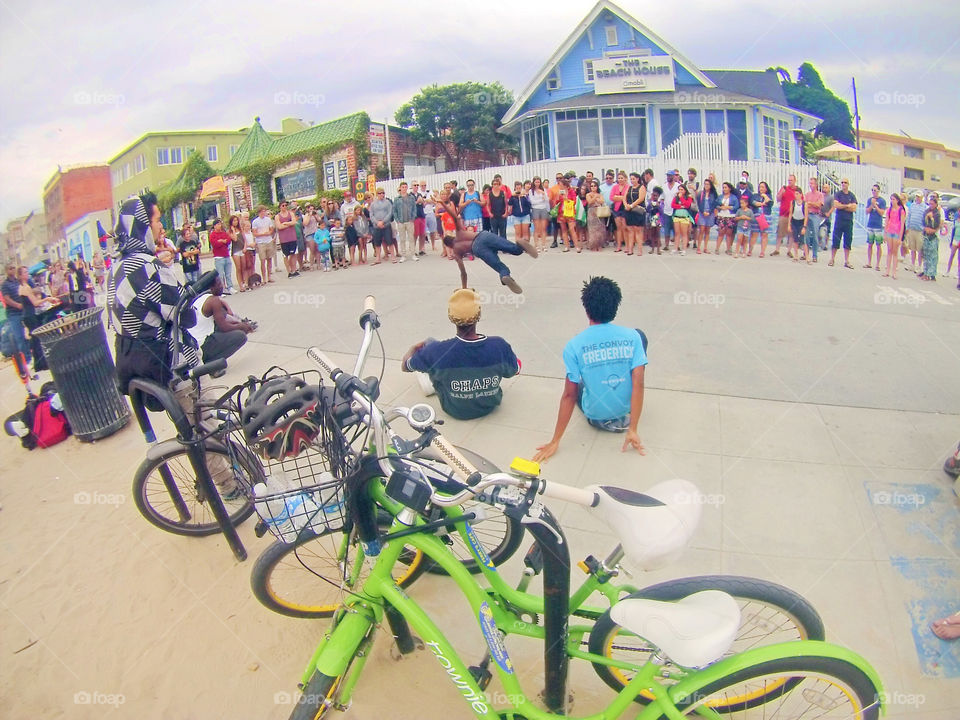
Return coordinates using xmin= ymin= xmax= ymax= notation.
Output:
xmin=281 ymin=341 xmax=883 ymax=720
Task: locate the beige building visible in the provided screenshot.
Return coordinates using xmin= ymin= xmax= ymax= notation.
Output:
xmin=858 ymin=129 xmax=960 ymax=194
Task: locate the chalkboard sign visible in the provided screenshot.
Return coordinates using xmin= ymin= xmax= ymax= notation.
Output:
xmin=324 ymin=162 xmax=336 ymax=190
xmin=337 ymin=159 xmax=349 ymax=189
xmin=275 ymin=168 xmax=317 ymax=200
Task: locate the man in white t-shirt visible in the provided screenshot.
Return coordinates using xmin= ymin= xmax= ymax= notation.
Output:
xmin=339 ymin=191 xmax=359 ymax=222
xmin=251 ymin=205 xmax=276 ymax=283
xmin=660 ymin=170 xmax=681 ymax=247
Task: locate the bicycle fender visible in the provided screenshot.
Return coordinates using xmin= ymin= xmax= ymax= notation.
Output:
xmin=144 ymin=437 xmax=227 ymax=462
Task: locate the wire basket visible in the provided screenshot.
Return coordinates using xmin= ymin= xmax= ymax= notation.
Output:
xmin=226 ymin=367 xmax=358 ymax=543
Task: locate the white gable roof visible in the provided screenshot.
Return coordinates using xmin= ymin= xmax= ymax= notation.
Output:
xmin=501 ymin=0 xmax=716 ymax=126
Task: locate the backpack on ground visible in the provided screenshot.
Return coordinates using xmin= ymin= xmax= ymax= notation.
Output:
xmin=3 ymin=381 xmax=71 ymax=450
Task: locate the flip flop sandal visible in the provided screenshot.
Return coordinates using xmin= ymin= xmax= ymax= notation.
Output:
xmin=844 ymin=263 xmax=855 ymax=269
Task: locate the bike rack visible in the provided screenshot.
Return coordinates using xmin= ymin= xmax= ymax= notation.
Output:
xmin=129 ymin=377 xmax=247 ymax=562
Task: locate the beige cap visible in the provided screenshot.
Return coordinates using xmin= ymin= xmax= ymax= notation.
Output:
xmin=448 ymin=289 xmax=481 ymax=327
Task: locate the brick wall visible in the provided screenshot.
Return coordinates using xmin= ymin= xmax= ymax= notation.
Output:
xmin=43 ymin=166 xmax=113 ymax=245
xmin=366 ymin=130 xmax=517 ymax=181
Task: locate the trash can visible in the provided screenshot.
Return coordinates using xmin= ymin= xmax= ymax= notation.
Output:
xmin=33 ymin=307 xmax=130 ymax=442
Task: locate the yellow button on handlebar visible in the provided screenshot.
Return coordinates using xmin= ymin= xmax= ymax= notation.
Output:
xmin=509 ymin=457 xmax=541 ymax=478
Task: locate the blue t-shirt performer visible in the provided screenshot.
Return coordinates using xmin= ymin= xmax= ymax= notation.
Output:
xmin=534 ymin=276 xmax=648 ymax=462
xmin=402 ymin=289 xmax=520 ymax=420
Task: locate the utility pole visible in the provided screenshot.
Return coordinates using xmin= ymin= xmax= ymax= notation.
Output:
xmin=384 ymin=118 xmax=393 ymax=180
xmin=852 ymin=77 xmax=861 ymax=165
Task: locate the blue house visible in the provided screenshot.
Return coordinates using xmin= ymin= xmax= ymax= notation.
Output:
xmin=499 ymin=0 xmax=820 ymax=164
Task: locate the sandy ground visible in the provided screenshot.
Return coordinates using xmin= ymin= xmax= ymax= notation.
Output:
xmin=2 ymin=242 xmax=959 ymax=719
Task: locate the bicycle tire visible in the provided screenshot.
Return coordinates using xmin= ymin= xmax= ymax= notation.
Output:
xmin=132 ymin=439 xmax=257 ymax=536
xmin=415 ymin=446 xmax=525 ymax=574
xmin=589 ymin=575 xmax=825 ymax=705
xmin=287 ymin=670 xmax=339 ymax=720
xmin=655 ymin=654 xmax=880 ymax=719
xmin=251 ymin=515 xmax=426 ymax=619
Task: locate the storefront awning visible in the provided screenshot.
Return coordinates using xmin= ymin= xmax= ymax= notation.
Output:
xmin=199 ymin=175 xmax=227 ymax=200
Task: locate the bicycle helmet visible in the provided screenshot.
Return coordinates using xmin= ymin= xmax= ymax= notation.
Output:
xmin=241 ymin=376 xmax=321 ymax=460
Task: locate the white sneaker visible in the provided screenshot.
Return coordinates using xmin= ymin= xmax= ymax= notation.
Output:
xmin=399 ymin=256 xmax=406 ymax=263
xmin=412 ymin=254 xmax=419 ymax=262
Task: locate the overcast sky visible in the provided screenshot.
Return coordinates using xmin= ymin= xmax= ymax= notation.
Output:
xmin=1 ymin=0 xmax=957 ymax=227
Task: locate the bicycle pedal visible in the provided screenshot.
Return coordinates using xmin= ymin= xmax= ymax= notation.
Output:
xmin=468 ymin=665 xmax=492 ymax=691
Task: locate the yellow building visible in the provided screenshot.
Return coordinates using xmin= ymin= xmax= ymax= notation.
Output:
xmin=858 ymin=129 xmax=960 ymax=195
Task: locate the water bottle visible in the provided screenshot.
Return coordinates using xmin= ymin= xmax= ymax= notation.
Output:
xmin=309 ymin=471 xmax=344 ymax=530
xmin=253 ymin=482 xmax=296 ymax=542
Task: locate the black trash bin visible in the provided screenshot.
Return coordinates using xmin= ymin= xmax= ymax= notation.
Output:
xmin=33 ymin=307 xmax=130 ymax=442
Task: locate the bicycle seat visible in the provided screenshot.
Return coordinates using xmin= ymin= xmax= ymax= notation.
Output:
xmin=610 ymin=590 xmax=740 ymax=668
xmin=587 ymin=478 xmax=701 ymax=570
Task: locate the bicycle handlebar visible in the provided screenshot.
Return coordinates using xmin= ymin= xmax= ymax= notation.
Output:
xmin=430 ymin=473 xmax=599 ymax=509
xmin=363 ymin=295 xmax=376 ymax=313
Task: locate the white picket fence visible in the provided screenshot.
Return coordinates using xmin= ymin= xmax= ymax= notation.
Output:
xmin=661 ymin=132 xmax=727 ymax=167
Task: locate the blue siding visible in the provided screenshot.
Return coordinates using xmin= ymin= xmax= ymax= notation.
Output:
xmin=519 ymin=14 xmax=705 ymax=117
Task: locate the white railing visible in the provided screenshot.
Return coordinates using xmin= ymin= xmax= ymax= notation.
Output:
xmin=661 ymin=132 xmax=727 ymax=167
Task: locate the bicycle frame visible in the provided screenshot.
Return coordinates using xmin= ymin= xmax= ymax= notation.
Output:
xmin=301 ymin=510 xmax=885 ymax=720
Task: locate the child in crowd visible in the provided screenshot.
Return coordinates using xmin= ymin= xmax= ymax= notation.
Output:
xmin=645 ymin=186 xmax=663 ymax=255
xmin=314 ymin=221 xmax=332 ymax=272
xmin=733 ymin=196 xmax=754 ymax=259
xmin=330 ymin=219 xmax=347 ymax=270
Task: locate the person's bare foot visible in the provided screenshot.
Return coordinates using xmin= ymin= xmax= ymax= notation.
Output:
xmin=516 ymin=238 xmax=538 ymax=258
xmin=501 ymin=275 xmax=522 ymax=294
xmin=931 ymin=612 xmax=960 ymax=640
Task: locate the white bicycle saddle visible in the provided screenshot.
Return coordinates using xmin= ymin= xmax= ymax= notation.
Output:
xmin=610 ymin=590 xmax=741 ymax=668
xmin=586 ymin=478 xmax=702 ymax=570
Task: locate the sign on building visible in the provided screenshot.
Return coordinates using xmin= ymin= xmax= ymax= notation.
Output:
xmin=275 ymin=168 xmax=317 ymax=201
xmin=337 ymin=159 xmax=349 ymax=189
xmin=324 ymin=161 xmax=336 ymax=190
xmin=369 ymin=123 xmax=386 ymax=155
xmin=593 ymin=54 xmax=676 ymax=95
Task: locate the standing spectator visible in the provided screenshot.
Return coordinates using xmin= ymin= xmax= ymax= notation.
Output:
xmin=695 ymin=179 xmax=717 ymax=255
xmin=509 ymin=181 xmax=531 ymax=244
xmin=733 ymin=195 xmax=755 ymax=259
xmin=178 ymin=223 xmax=201 ymax=284
xmin=412 ymin=181 xmax=428 ymax=255
xmin=584 ymin=179 xmax=607 ymax=251
xmin=339 ymin=190 xmax=359 ymax=222
xmin=480 ymin=184 xmax=493 ymax=232
xmin=645 ymin=186 xmax=664 ymax=254
xmin=789 ymin=190 xmax=805 ymax=261
xmin=291 ymin=200 xmax=307 ymax=271
xmin=553 ymin=174 xmax=580 ymax=252
xmin=532 ymin=276 xmax=647 ymax=462
xmin=576 ymin=176 xmax=591 ymax=248
xmin=529 ymin=176 xmax=551 ymax=252
xmin=352 ymin=205 xmax=371 ymax=265
xmin=749 ymin=181 xmax=773 ymax=257
xmin=773 ymin=174 xmax=799 ymax=256
xmin=459 ymin=179 xmax=483 ymax=232
xmin=487 ymin=177 xmax=510 ymax=238
xmin=240 ymin=212 xmax=257 ymax=288
xmin=548 ymin=172 xmax=566 ymax=247
xmin=369 ymin=188 xmax=395 ymax=264
xmin=155 ymin=226 xmax=178 ymax=267
xmin=275 ymin=200 xmax=300 ymax=278
xmin=800 ymin=178 xmax=823 ymax=264
xmin=609 ymin=171 xmax=629 ymax=252
xmin=685 ymin=167 xmax=700 ymax=197
xmin=671 ymin=184 xmax=694 ymax=255
xmin=330 ymin=218 xmax=347 ymax=270
xmin=863 ymin=184 xmax=887 ymax=270
xmin=3 ymin=263 xmax=33 ymax=368
xmin=946 ymin=211 xmax=958 ymax=280
xmin=904 ymin=190 xmax=926 ymax=272
xmin=819 ymin=182 xmax=835 ymax=251
xmin=314 ymin=220 xmax=332 ymax=271
xmin=883 ymin=193 xmax=906 ymax=279
xmin=739 ymin=171 xmax=755 ymax=195
xmin=622 ymin=172 xmax=646 ymax=256
xmin=393 ymin=181 xmax=418 ymax=262
xmin=828 ymin=179 xmax=857 ymax=269
xmin=660 ymin=170 xmax=681 ymax=250
xmin=302 ymin=204 xmax=320 ymax=270
xmin=208 ymin=218 xmax=234 ymax=294
xmin=92 ymin=251 xmax=106 ymax=293
xmin=227 ymin=215 xmax=247 ymax=292
xmin=714 ymin=183 xmax=738 ymax=255
xmin=918 ymin=192 xmax=943 ymax=281
xmin=422 ymin=185 xmax=438 ymax=253
xmin=252 ymin=205 xmax=276 ymax=283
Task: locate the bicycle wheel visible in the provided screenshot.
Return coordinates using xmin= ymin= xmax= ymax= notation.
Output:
xmin=132 ymin=439 xmax=258 ymax=536
xmin=288 ymin=671 xmax=339 ymax=720
xmin=251 ymin=517 xmax=425 ymax=619
xmin=415 ymin=447 xmax=525 ymax=574
xmin=589 ymin=575 xmax=824 ymax=705
xmin=656 ymin=654 xmax=880 ymax=719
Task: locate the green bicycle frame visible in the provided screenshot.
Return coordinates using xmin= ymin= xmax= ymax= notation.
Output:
xmin=300 ymin=512 xmax=884 ymax=719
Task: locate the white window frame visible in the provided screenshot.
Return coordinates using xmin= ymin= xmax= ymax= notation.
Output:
xmin=122 ymin=163 xmax=131 ymax=181
xmin=777 ymin=119 xmax=790 ymax=163
xmin=546 ymin=70 xmax=561 ymax=91
xmin=134 ymin=154 xmax=145 ymax=173
xmin=583 ymin=59 xmax=595 ymax=83
xmin=605 ymin=25 xmax=618 ymax=46
xmin=170 ymin=147 xmax=183 ymax=164
xmin=762 ymin=116 xmax=777 ymax=162
xmin=156 ymin=147 xmax=170 ymax=165
xmin=229 ymin=144 xmax=238 ymax=156
xmin=207 ymin=145 xmax=218 ymax=162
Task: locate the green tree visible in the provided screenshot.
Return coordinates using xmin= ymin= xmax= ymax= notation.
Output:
xmin=776 ymin=62 xmax=854 ymax=145
xmin=798 ymin=131 xmax=837 ymax=162
xmin=395 ymin=82 xmax=516 ymax=169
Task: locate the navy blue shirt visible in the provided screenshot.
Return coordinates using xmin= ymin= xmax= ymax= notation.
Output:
xmin=509 ymin=195 xmax=531 ymax=217
xmin=2 ymin=276 xmax=24 ymax=316
xmin=406 ymin=335 xmax=519 ymax=420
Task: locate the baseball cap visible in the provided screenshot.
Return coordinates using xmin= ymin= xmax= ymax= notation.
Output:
xmin=666 ymin=169 xmax=675 ymax=176
xmin=913 ymin=190 xmax=923 ymax=197
xmin=448 ymin=289 xmax=481 ymax=327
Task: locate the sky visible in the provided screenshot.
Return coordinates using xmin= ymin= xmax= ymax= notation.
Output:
xmin=1 ymin=0 xmax=957 ymax=227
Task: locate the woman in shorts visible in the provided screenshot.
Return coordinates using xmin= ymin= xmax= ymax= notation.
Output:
xmin=714 ymin=183 xmax=738 ymax=255
xmin=749 ymin=181 xmax=774 ymax=258
xmin=623 ymin=172 xmax=646 ymax=255
xmin=510 ymin=181 xmax=531 ymax=245
xmin=671 ymin=184 xmax=694 ymax=255
xmin=609 ymin=171 xmax=629 ymax=252
xmin=882 ymin=192 xmax=905 ymax=279
xmin=528 ymin=176 xmax=551 ymax=252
